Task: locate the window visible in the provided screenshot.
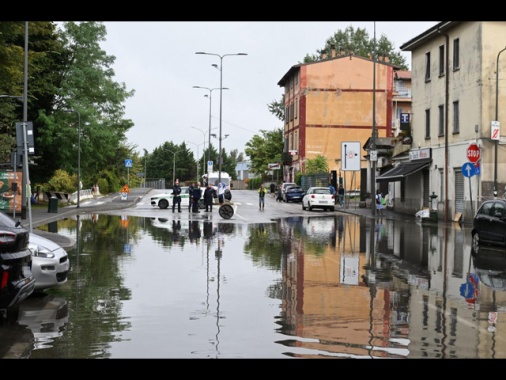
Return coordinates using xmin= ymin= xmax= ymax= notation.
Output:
xmin=439 ymin=168 xmax=444 ymax=203
xmin=425 ymin=109 xmax=431 ymax=139
xmin=295 ymin=97 xmax=298 ymax=119
xmin=453 ymin=38 xmax=460 ymax=70
xmin=289 ymin=103 xmax=294 ymax=121
xmin=438 ymin=105 xmax=444 ymax=136
xmin=425 ymin=52 xmax=431 ymax=81
xmin=452 ymin=101 xmax=460 ymax=134
xmin=294 ymin=130 xmax=298 ymax=152
xmin=439 ymin=45 xmax=445 ymax=76
xmin=295 ymin=72 xmax=298 ymax=85
xmin=284 ymin=106 xmax=289 ymax=124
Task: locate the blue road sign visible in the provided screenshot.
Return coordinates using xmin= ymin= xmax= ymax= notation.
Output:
xmin=462 ymin=162 xmax=476 ymax=178
xmin=475 ymin=163 xmax=481 ymax=176
xmin=125 ymin=159 xmax=132 ymax=168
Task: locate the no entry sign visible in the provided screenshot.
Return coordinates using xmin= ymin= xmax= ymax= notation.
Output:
xmin=467 ymin=143 xmax=480 ymax=164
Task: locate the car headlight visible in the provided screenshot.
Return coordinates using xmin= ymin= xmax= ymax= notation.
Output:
xmin=29 ymin=243 xmax=55 ymax=258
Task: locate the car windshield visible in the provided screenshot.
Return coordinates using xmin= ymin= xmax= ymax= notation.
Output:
xmin=314 ymin=189 xmax=331 ymax=194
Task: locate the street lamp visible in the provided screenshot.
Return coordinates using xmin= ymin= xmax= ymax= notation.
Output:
xmin=186 ymin=140 xmax=205 ymax=181
xmin=191 ymin=126 xmax=217 ymax=178
xmin=195 ymin=52 xmax=247 ymax=183
xmin=193 ymin=86 xmax=229 ymax=171
xmin=494 ymin=46 xmax=506 ymax=194
xmin=65 ymin=109 xmax=81 ymax=208
xmin=167 ymin=149 xmax=178 ymax=188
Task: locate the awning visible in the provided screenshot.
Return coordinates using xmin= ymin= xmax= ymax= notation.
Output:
xmin=376 ymin=159 xmax=431 ymax=182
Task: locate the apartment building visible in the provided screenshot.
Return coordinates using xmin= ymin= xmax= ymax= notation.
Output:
xmin=277 ymin=48 xmax=396 ymax=195
xmin=396 ymin=21 xmax=506 ymax=222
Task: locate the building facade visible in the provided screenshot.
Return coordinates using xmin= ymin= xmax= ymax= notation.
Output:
xmin=396 ymin=21 xmax=506 ymax=222
xmin=277 ymin=49 xmax=396 ymax=196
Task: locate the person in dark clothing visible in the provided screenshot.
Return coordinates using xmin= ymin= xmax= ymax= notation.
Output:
xmin=172 ymin=179 xmax=182 ymax=212
xmin=337 ymin=185 xmax=345 ymax=206
xmin=188 ymin=183 xmax=195 ymax=212
xmin=192 ymin=182 xmax=202 ymax=213
xmin=203 ymin=183 xmax=216 ymax=212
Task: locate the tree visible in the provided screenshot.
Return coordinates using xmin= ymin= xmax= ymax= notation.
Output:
xmin=304 ymin=155 xmax=329 ymax=175
xmin=35 ymin=22 xmax=135 ymax=191
xmin=245 ymin=128 xmax=283 ymax=179
xmin=268 ymin=25 xmax=408 ymax=120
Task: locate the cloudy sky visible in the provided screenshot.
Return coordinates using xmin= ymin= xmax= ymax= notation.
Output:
xmin=98 ymin=21 xmax=438 ymax=160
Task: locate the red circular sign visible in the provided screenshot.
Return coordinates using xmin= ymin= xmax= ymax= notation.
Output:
xmin=467 ymin=143 xmax=480 ymax=163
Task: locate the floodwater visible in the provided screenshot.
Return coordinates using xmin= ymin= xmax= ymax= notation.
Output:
xmin=2 ymin=212 xmax=506 ymax=359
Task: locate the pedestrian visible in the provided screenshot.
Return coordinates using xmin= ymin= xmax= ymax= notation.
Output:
xmin=375 ymin=189 xmax=384 ymax=216
xmin=329 ymin=184 xmax=336 ymax=196
xmin=192 ymin=181 xmax=202 ymax=213
xmin=172 ymin=179 xmax=182 ymax=213
xmin=337 ymin=184 xmax=345 ymax=207
xmin=203 ymin=183 xmax=216 ymax=212
xmin=188 ymin=182 xmax=195 ymax=212
xmin=270 ymin=183 xmax=276 ymax=197
xmin=218 ymin=182 xmax=225 ymax=205
xmin=258 ymin=183 xmax=267 ymax=210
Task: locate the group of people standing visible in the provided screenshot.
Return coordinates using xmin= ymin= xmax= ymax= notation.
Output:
xmin=172 ymin=179 xmax=227 ymax=214
xmin=329 ymin=184 xmax=345 ymax=206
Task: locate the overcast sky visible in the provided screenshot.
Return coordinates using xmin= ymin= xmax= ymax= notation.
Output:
xmin=98 ymin=21 xmax=438 ymax=160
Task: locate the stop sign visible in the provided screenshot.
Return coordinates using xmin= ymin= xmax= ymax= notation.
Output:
xmin=467 ymin=143 xmax=481 ymax=163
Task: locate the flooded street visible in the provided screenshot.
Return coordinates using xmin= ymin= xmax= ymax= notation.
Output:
xmin=2 ymin=209 xmax=506 ymax=358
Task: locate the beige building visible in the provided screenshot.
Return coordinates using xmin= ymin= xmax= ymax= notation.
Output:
xmin=393 ymin=21 xmax=506 ymax=221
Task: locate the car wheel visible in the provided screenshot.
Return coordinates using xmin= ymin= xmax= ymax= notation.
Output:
xmin=309 ymin=204 xmax=313 ymax=211
xmin=158 ymin=199 xmax=169 ymax=209
xmin=329 ymin=206 xmax=335 ymax=211
xmin=472 ymin=232 xmax=480 ymax=252
xmin=302 ymin=202 xmax=306 ymax=210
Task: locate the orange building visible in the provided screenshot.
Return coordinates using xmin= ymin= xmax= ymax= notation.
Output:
xmin=278 ymin=49 xmax=400 ymax=192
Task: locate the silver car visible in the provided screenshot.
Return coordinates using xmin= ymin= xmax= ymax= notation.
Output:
xmin=29 ymin=233 xmax=70 ymax=292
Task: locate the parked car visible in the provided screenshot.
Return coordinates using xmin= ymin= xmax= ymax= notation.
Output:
xmin=302 ymin=187 xmax=335 ymax=211
xmin=277 ymin=182 xmax=296 ymax=202
xmin=472 ymin=199 xmax=506 ymax=249
xmin=29 ymin=233 xmax=70 ymax=292
xmin=283 ymin=185 xmax=305 ymax=203
xmin=151 ymin=186 xmax=194 ymax=209
xmin=0 ymin=212 xmax=35 ymax=316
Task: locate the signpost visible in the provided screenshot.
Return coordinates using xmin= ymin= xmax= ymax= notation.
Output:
xmin=462 ymin=162 xmax=476 ymax=216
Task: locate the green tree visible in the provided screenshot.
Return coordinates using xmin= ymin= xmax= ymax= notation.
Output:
xmin=244 ymin=128 xmax=283 ymax=179
xmin=35 ymin=22 xmax=135 ymax=191
xmin=304 ymin=154 xmax=329 ymax=175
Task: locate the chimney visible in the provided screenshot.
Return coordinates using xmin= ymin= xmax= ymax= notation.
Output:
xmin=321 ymin=52 xmax=327 ymax=60
xmin=331 ymin=44 xmax=336 ymax=58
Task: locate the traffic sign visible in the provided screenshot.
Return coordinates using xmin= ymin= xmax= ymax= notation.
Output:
xmin=462 ymin=162 xmax=476 ymax=178
xmin=467 ymin=143 xmax=480 ymax=164
xmin=125 ymin=159 xmax=133 ymax=168
xmin=491 ymin=121 xmax=501 ymax=141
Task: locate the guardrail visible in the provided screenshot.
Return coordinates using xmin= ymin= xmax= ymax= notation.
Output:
xmin=43 ymin=189 xmax=95 ymax=204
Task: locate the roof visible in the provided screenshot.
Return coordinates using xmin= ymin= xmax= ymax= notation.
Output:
xmin=376 ymin=159 xmax=432 ymax=182
xmin=400 ymin=22 xmax=460 ymax=51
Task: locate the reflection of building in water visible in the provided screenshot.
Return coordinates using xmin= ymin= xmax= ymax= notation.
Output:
xmin=278 ymin=216 xmax=505 ymax=358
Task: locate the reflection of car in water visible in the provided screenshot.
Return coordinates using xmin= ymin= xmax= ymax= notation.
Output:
xmin=301 ymin=216 xmax=336 ymax=243
xmin=472 ymin=245 xmax=506 ymax=291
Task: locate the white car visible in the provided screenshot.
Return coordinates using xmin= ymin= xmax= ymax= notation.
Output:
xmin=150 ymin=186 xmax=195 ymax=209
xmin=302 ymin=187 xmax=335 ymax=211
xmin=29 ymin=233 xmax=70 ymax=292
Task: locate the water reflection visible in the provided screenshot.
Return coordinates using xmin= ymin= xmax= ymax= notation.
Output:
xmin=3 ymin=213 xmax=506 ymax=358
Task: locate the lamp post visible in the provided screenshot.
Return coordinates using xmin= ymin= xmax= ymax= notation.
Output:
xmin=143 ymin=148 xmax=148 ymax=188
xmin=195 ymin=52 xmax=247 ymax=183
xmin=193 ymin=86 xmax=229 ymax=171
xmin=65 ymin=109 xmax=81 ymax=208
xmin=494 ymin=46 xmax=506 ymax=194
xmin=191 ymin=126 xmax=217 ymax=179
xmin=186 ymin=140 xmax=205 ymax=181
xmin=167 ymin=149 xmax=178 ymax=188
